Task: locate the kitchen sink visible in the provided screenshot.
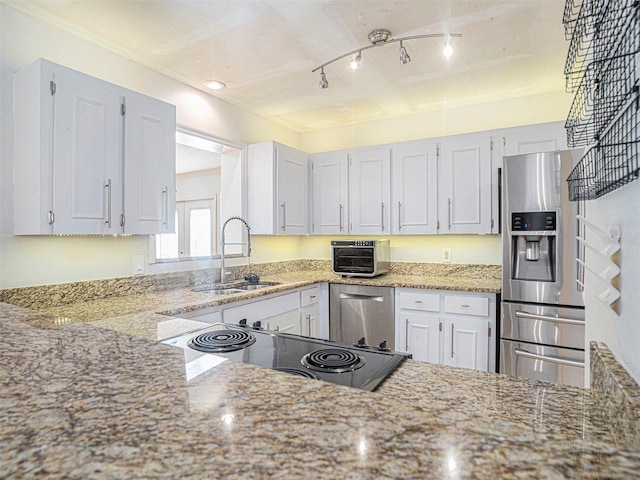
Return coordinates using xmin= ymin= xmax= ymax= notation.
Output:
xmin=193 ymin=282 xmax=280 ymax=295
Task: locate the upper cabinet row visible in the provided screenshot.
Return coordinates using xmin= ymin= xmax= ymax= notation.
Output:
xmin=248 ymin=122 xmax=568 ymax=235
xmin=13 ymin=59 xmax=176 ymax=235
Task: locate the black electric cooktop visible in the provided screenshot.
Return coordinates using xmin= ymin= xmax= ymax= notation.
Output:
xmin=162 ymin=322 xmax=410 ymax=391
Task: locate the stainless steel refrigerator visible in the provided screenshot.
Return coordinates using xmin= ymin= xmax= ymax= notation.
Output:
xmin=500 ymin=149 xmax=586 ymax=387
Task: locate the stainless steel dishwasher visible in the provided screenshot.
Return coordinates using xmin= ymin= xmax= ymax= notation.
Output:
xmin=329 ymin=284 xmax=395 ymax=349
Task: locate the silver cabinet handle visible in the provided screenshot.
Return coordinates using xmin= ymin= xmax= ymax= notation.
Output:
xmin=381 ymin=202 xmax=385 ymax=232
xmin=514 ymin=348 xmax=585 ymax=368
xmin=450 ymin=323 xmax=454 ymax=358
xmin=398 ymin=201 xmax=402 ymax=231
xmin=339 ymin=204 xmax=344 ymax=231
xmin=105 ymin=179 xmax=112 ymax=228
xmin=306 ymin=314 xmax=311 ymax=336
xmin=514 ymin=310 xmax=584 ymax=326
xmin=405 ymin=318 xmax=409 ymax=352
xmin=281 ymin=202 xmax=286 ymax=231
xmin=162 ymin=186 xmax=169 ymax=227
xmin=448 ymin=197 xmax=452 ymax=230
xmin=48 ymin=210 xmax=55 ymax=225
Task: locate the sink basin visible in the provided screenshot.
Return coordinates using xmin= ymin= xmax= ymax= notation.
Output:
xmin=194 ymin=282 xmax=279 ymax=295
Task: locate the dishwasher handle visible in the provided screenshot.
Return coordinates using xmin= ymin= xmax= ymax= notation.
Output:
xmin=339 ymin=293 xmax=384 ymax=302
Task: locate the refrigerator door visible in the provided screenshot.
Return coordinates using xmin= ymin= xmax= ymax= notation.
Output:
xmin=502 ymin=149 xmax=584 ymax=306
xmin=501 ymin=302 xmax=585 ymax=350
xmin=500 ymin=339 xmax=585 ymax=388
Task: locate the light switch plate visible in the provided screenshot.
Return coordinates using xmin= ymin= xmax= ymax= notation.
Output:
xmin=133 ymin=255 xmax=145 ymax=275
xmin=442 ymin=248 xmax=451 ymax=263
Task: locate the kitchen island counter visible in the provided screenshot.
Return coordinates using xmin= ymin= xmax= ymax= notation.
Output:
xmin=1 ymin=299 xmax=639 ymax=479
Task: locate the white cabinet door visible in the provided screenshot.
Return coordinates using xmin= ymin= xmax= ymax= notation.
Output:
xmin=311 ymin=151 xmax=349 ymax=234
xmin=52 ymin=65 xmax=123 ymax=234
xmin=391 ymin=139 xmax=438 ymax=235
xmin=438 ymin=133 xmax=492 ymax=234
xmin=349 ymin=146 xmax=391 ymax=234
xmin=247 ymin=141 xmax=309 ymax=234
xmin=276 ymin=144 xmax=308 ymax=234
xmin=300 ymin=303 xmax=320 ymax=337
xmin=401 ymin=314 xmax=442 ymax=364
xmin=443 ymin=316 xmax=489 ymax=371
xmin=123 ymin=92 xmax=176 ymax=234
xmin=265 ymin=309 xmax=302 ymax=335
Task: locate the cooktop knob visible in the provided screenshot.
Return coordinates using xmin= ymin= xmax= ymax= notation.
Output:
xmin=353 ymin=337 xmax=369 ymax=348
xmin=377 ymin=340 xmax=391 ymax=352
xmin=238 ymin=319 xmax=248 ymax=326
xmin=252 ymin=320 xmax=262 ymax=330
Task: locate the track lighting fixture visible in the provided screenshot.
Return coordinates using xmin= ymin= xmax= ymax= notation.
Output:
xmin=312 ymin=29 xmax=461 ymax=89
xmin=399 ymin=41 xmax=411 ymax=65
xmin=319 ymin=67 xmax=329 ymax=89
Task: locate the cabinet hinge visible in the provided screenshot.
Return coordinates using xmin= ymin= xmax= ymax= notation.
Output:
xmin=121 ymin=103 xmax=126 ymax=116
xmin=437 ymin=220 xmax=440 ymax=230
xmin=488 ymin=324 xmax=492 ymax=337
xmin=490 ymin=139 xmax=493 ymax=151
xmin=491 ymin=218 xmax=494 ymax=229
xmin=503 ymin=136 xmax=506 ymax=147
xmin=120 ymin=214 xmax=125 ymax=227
xmin=439 ymin=322 xmax=442 ymax=332
xmin=49 ymin=81 xmax=56 ymax=96
xmin=436 ymin=145 xmax=440 ymax=157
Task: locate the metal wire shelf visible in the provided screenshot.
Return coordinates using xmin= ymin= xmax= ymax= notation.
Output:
xmin=565 ymin=48 xmax=639 ymax=147
xmin=563 ymin=0 xmax=587 ymax=40
xmin=564 ymin=0 xmax=638 ymax=92
xmin=567 ymin=100 xmax=640 ymax=201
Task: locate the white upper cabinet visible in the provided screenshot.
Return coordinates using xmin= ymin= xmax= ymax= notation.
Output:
xmin=247 ymin=142 xmax=309 ymax=235
xmin=311 ymin=150 xmax=349 ymax=235
xmin=438 ymin=132 xmax=492 ymax=234
xmin=13 ymin=59 xmax=176 ymax=235
xmin=123 ymin=90 xmax=176 ymax=234
xmin=390 ymin=139 xmax=438 ymax=235
xmin=348 ymin=146 xmax=391 ymax=235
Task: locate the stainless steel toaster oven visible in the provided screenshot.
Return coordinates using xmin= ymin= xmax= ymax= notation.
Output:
xmin=331 ymin=239 xmax=390 ymax=277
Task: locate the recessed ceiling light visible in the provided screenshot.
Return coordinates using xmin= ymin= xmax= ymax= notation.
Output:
xmin=205 ymin=80 xmax=226 ymax=90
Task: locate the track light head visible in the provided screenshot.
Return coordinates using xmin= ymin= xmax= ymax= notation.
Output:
xmin=350 ymin=51 xmax=362 ymax=71
xmin=399 ymin=41 xmax=411 ymax=65
xmin=319 ymin=68 xmax=329 ymax=89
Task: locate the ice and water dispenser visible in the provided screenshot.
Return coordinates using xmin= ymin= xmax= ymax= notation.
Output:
xmin=510 ymin=211 xmax=557 ymax=282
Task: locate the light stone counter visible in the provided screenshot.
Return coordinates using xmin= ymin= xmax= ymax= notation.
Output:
xmin=1 ymin=263 xmax=639 ymax=478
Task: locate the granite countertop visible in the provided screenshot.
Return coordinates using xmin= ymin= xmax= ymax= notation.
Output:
xmin=1 ymin=266 xmax=639 ymax=478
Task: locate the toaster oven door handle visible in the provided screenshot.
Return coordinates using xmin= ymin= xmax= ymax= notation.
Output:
xmin=339 ymin=293 xmax=384 ymax=302
xmin=514 ymin=348 xmax=585 ymax=368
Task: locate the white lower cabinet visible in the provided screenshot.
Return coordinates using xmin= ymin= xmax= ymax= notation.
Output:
xmin=265 ymin=309 xmax=302 ymax=334
xmin=395 ymin=288 xmax=496 ymax=372
xmin=300 ymin=285 xmax=320 ymax=337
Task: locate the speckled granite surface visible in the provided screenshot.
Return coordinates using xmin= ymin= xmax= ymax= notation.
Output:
xmin=2 ymin=263 xmax=639 ymax=477
xmin=1 ymin=302 xmax=640 ymax=478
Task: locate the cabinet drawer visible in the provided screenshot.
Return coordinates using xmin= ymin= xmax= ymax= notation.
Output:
xmin=399 ymin=291 xmax=440 ymax=312
xmin=444 ymin=295 xmax=489 ymax=317
xmin=300 ymin=286 xmax=320 ymax=307
xmin=223 ymin=292 xmax=299 ymax=324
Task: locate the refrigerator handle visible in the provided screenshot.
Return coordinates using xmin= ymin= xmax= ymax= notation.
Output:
xmin=514 ymin=348 xmax=585 ymax=368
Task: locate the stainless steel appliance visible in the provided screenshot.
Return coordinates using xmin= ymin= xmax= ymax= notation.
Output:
xmin=331 ymin=239 xmax=390 ymax=277
xmin=500 ymin=149 xmax=586 ymax=387
xmin=162 ymin=321 xmax=409 ymax=391
xmin=329 ymin=284 xmax=395 ymax=350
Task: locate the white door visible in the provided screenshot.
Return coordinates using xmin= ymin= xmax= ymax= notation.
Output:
xmin=402 ymin=314 xmax=441 ymax=364
xmin=312 ymin=151 xmax=349 ymax=234
xmin=276 ymin=145 xmax=308 ymax=234
xmin=123 ymin=91 xmax=176 ymax=234
xmin=349 ymin=146 xmax=391 ymax=234
xmin=391 ymin=139 xmax=438 ymax=234
xmin=52 ymin=67 xmax=122 ymax=234
xmin=443 ymin=317 xmax=489 ymax=371
xmin=266 ymin=310 xmax=302 ymax=335
xmin=438 ymin=133 xmax=492 ymax=234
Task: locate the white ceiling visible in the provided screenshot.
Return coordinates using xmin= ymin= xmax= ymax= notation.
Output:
xmin=3 ymin=0 xmax=568 ymax=133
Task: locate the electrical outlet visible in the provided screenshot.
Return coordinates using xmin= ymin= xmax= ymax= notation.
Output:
xmin=133 ymin=255 xmax=145 ymax=275
xmin=442 ymin=248 xmax=451 ymax=263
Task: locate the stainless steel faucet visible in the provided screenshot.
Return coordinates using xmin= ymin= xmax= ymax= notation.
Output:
xmin=220 ymin=216 xmax=251 ymax=284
